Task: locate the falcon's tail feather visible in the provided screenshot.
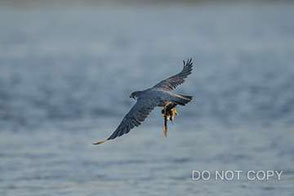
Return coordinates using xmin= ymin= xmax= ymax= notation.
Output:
xmin=178 ymin=94 xmax=193 ymax=101
xmin=173 ymin=94 xmax=193 ymax=106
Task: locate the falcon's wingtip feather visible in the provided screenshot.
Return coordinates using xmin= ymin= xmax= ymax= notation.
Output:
xmin=183 ymin=57 xmax=193 ymax=67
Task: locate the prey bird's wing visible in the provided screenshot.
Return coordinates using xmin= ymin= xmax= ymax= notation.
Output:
xmin=93 ymin=97 xmax=159 ymax=144
xmin=153 ymin=58 xmax=193 ymax=91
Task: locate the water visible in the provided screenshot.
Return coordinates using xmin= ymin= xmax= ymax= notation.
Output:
xmin=0 ymin=3 xmax=294 ymax=195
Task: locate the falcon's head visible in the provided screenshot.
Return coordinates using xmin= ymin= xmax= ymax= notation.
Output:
xmin=129 ymin=91 xmax=141 ymax=99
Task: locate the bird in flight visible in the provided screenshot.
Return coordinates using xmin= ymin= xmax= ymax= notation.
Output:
xmin=94 ymin=58 xmax=194 ymax=145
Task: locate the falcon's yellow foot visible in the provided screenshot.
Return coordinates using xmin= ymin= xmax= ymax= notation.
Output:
xmin=170 ymin=107 xmax=178 ymax=122
xmin=172 ymin=107 xmax=178 ymax=115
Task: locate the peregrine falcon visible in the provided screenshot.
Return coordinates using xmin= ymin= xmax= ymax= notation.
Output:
xmin=94 ymin=58 xmax=194 ymax=145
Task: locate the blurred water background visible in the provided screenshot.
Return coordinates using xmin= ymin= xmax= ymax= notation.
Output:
xmin=0 ymin=1 xmax=294 ymax=195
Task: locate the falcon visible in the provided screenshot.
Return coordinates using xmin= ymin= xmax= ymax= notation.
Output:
xmin=94 ymin=58 xmax=194 ymax=145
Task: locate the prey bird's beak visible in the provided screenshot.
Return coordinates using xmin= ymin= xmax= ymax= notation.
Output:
xmin=93 ymin=140 xmax=105 ymax=145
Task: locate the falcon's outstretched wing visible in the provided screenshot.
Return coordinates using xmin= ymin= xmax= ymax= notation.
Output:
xmin=93 ymin=97 xmax=159 ymax=145
xmin=153 ymin=58 xmax=193 ymax=91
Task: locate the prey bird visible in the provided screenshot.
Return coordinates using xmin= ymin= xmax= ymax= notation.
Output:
xmin=94 ymin=58 xmax=194 ymax=145
xmin=161 ymin=101 xmax=178 ymax=137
